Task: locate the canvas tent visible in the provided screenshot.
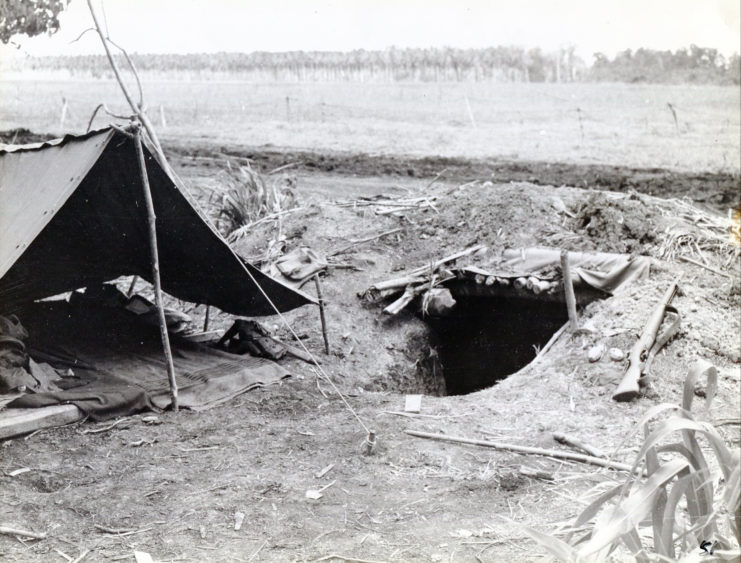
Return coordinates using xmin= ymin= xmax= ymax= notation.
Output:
xmin=0 ymin=127 xmax=315 ymax=433
xmin=0 ymin=127 xmax=313 ymax=314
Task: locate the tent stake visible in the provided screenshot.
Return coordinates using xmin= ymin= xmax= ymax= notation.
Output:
xmin=560 ymin=249 xmax=579 ymax=331
xmin=314 ymin=274 xmax=330 ymax=355
xmin=133 ymin=126 xmax=179 ymax=411
xmin=203 ymin=305 xmax=210 ymax=332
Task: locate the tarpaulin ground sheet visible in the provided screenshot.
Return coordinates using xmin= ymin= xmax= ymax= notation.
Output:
xmin=7 ymin=300 xmax=290 ymax=420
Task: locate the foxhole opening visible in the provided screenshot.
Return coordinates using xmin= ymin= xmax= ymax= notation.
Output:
xmin=424 ymin=294 xmax=572 ymax=395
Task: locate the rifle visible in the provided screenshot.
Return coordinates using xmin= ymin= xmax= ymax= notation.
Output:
xmin=613 ymin=282 xmax=680 ymax=402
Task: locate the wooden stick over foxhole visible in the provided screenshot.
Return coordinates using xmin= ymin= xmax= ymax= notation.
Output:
xmin=560 ymin=249 xmax=579 ymax=331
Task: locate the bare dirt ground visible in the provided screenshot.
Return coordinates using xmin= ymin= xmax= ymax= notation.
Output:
xmin=1 ymin=135 xmax=740 ymax=562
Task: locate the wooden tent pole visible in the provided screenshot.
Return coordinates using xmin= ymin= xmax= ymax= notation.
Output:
xmin=133 ymin=125 xmax=179 ymax=411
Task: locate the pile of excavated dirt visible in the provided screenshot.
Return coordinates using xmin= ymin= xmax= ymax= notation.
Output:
xmin=219 ymin=175 xmax=739 ymax=400
xmin=1 ymin=153 xmax=739 ymax=563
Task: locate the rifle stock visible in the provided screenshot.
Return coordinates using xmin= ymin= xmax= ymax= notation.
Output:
xmin=613 ymin=282 xmax=679 ymax=402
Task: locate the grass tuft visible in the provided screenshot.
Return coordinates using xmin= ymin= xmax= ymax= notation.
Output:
xmin=213 ymin=160 xmax=299 ymax=243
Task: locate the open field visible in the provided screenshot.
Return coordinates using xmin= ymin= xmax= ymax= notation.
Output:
xmin=1 ymin=79 xmax=739 ymax=173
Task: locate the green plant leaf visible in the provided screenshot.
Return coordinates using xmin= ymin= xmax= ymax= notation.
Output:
xmin=610 ymin=403 xmax=684 ymax=459
xmin=657 ymin=442 xmax=704 ymax=472
xmin=723 ymin=462 xmax=741 ymax=543
xmin=580 ymin=459 xmax=689 ymax=556
xmin=659 ymin=467 xmax=694 ymax=559
xmin=636 ymin=418 xmax=733 ymax=479
xmin=621 ymin=527 xmax=650 ymax=562
xmin=574 ymin=483 xmax=628 ymax=529
xmin=521 ymin=524 xmax=583 ymax=562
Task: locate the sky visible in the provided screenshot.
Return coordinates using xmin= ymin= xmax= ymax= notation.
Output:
xmin=2 ymin=0 xmax=740 ymax=62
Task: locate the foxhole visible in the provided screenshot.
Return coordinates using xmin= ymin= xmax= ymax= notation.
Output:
xmin=421 ymin=280 xmax=603 ymax=395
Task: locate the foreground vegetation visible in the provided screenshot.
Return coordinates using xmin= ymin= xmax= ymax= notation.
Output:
xmin=529 ymin=361 xmax=740 ymax=561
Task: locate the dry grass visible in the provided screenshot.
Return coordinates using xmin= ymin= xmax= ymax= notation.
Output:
xmin=647 ymin=195 xmax=741 ymax=266
xmin=207 ymin=160 xmax=299 ymax=249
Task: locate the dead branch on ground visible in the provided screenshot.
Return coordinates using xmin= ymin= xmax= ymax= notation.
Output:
xmin=0 ymin=525 xmax=47 ymax=540
xmin=405 ymin=430 xmax=641 ymax=474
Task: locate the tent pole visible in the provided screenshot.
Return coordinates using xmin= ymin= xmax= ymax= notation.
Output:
xmin=560 ymin=249 xmax=579 ymax=331
xmin=133 ymin=125 xmax=179 ymax=411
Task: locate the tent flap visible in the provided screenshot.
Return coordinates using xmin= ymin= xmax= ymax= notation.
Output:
xmin=0 ymin=128 xmax=314 ymax=315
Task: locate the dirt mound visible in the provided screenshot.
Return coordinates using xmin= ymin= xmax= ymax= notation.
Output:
xmin=406 ymin=182 xmax=573 ymax=254
xmin=570 ymin=191 xmax=662 ymax=253
xmin=224 ymin=176 xmax=737 ymax=399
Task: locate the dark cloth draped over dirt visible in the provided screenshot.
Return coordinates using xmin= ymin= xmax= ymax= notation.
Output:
xmin=8 ymin=299 xmax=290 ymax=420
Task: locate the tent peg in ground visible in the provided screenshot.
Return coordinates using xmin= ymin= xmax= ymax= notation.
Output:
xmin=314 ymin=275 xmax=330 ymax=355
xmin=362 ymin=431 xmax=377 ymax=455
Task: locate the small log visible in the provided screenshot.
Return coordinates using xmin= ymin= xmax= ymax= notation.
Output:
xmin=315 ymin=463 xmax=335 ymax=479
xmin=0 ymin=404 xmax=83 ymax=440
xmin=0 ymin=525 xmax=47 ymax=539
xmin=536 ymin=279 xmax=553 ymax=293
xmin=405 ymin=430 xmax=639 ymax=473
xmin=384 ymin=285 xmax=427 ymax=315
xmin=369 ymin=275 xmax=427 ymax=294
xmin=552 ymin=432 xmax=606 ymax=458
xmin=268 ymin=336 xmax=316 ymax=364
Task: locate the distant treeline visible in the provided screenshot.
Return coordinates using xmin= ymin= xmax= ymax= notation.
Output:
xmin=591 ymin=45 xmax=739 ymax=84
xmin=6 ymin=45 xmax=740 ymax=84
